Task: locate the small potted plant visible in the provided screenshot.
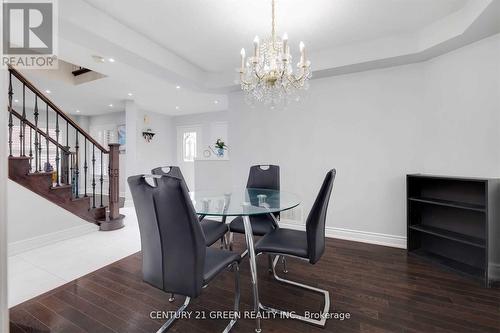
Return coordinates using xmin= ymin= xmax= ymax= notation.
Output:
xmin=212 ymin=138 xmax=228 ymax=157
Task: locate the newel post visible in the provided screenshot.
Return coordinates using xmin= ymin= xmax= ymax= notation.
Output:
xmin=99 ymin=143 xmax=125 ymax=231
xmin=108 ymin=143 xmax=120 ymax=220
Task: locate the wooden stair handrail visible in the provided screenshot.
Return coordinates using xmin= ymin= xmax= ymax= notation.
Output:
xmin=8 ymin=66 xmax=109 ymax=154
xmin=10 ymin=108 xmax=71 ymax=154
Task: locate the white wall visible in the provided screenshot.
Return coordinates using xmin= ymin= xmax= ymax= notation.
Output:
xmin=124 ymin=102 xmax=175 ymax=201
xmin=7 ymin=180 xmax=97 ymax=253
xmin=228 ymin=34 xmax=500 ymax=245
xmin=135 ymin=110 xmax=175 ymax=174
xmin=421 ymin=34 xmax=500 ymax=177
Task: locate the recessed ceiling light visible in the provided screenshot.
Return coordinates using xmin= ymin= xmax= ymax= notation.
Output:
xmin=176 ymin=85 xmax=181 ymax=89
xmin=14 ymin=99 xmax=19 ymax=103
xmin=175 ymin=106 xmax=180 ymax=110
xmin=127 ymin=92 xmax=133 ymax=96
xmin=45 ymin=90 xmax=51 ymax=94
xmin=108 ymin=58 xmax=115 ymax=63
xmin=214 ymin=100 xmax=219 ymax=104
xmin=109 ymin=104 xmax=113 ymax=107
xmin=76 ymin=110 xmax=80 ymax=113
xmin=92 ymin=55 xmax=105 ymax=63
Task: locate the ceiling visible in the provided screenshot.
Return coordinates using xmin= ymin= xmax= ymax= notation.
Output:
xmin=19 ymin=0 xmax=499 ymax=117
xmin=83 ymin=0 xmax=468 ymax=72
xmin=17 ymin=62 xmax=226 ymax=116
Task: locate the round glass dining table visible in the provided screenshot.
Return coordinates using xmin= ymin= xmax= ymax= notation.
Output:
xmin=190 ymin=188 xmax=301 ymax=332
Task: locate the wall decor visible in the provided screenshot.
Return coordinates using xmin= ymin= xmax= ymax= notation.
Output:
xmin=117 ymin=124 xmax=126 ymax=152
xmin=210 ymin=138 xmax=229 ymax=158
xmin=142 ymin=129 xmax=156 ymax=143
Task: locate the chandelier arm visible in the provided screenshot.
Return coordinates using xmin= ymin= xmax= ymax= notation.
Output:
xmin=287 ymin=73 xmax=305 ymax=89
xmin=254 ymin=69 xmax=264 ymax=81
xmin=280 ymin=61 xmax=288 ymax=80
xmin=291 ymin=67 xmax=308 ymax=82
xmin=239 ymin=74 xmax=255 ymax=86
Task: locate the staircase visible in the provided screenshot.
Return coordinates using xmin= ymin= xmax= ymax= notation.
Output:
xmin=6 ymin=66 xmax=124 ymax=231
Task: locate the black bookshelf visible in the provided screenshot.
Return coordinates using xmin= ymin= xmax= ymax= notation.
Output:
xmin=407 ymin=174 xmax=500 ymax=287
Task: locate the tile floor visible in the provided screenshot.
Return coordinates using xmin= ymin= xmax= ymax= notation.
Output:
xmin=7 ymin=207 xmax=141 ymax=307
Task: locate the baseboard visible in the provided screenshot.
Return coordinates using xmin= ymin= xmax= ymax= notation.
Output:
xmin=8 ymin=224 xmax=98 ymax=256
xmin=490 ymin=263 xmax=500 ymax=281
xmin=279 ymin=220 xmax=407 ymax=249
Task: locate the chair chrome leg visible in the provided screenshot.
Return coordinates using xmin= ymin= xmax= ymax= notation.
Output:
xmin=228 ymin=232 xmax=234 ymax=251
xmin=168 ymin=293 xmax=175 ymax=302
xmin=222 ymin=263 xmax=240 ymax=333
xmin=259 ymin=255 xmax=330 ymax=327
xmin=281 ymin=256 xmax=288 ymax=274
xmin=157 ymin=296 xmax=190 ymax=333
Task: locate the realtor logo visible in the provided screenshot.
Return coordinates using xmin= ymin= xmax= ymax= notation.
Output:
xmin=2 ymin=0 xmax=58 ymax=68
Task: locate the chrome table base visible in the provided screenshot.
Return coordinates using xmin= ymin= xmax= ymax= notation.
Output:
xmin=241 ymin=214 xmax=330 ymax=332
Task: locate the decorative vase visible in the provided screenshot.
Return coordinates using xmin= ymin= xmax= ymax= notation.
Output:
xmin=217 ymin=148 xmax=225 ymax=157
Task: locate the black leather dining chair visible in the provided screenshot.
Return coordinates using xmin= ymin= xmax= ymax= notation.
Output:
xmin=152 ymin=166 xmax=229 ymax=248
xmin=128 ymin=174 xmax=241 ymax=332
xmin=229 ymin=165 xmax=280 ymax=244
xmin=254 ymin=169 xmax=336 ymax=327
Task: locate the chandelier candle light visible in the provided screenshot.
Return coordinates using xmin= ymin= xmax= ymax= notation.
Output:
xmin=239 ymin=0 xmax=311 ymax=106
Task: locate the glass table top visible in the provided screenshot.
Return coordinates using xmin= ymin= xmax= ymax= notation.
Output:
xmin=190 ymin=188 xmax=301 ymax=217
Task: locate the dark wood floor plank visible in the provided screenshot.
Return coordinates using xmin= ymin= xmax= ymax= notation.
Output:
xmin=10 ymin=308 xmax=51 ymax=333
xmin=37 ymin=295 xmax=115 ymax=333
xmin=22 ymin=301 xmax=86 ymax=333
xmin=10 ymin=237 xmax=500 ymax=333
xmin=64 ymin=282 xmax=161 ymax=332
xmin=53 ymin=289 xmax=148 ymax=333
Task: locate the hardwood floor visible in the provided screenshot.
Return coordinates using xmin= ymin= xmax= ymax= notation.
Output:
xmin=9 ymin=236 xmax=500 ymax=333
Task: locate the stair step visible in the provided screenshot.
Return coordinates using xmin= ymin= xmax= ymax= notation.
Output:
xmin=28 ymin=172 xmax=53 ymax=177
xmin=50 ymin=184 xmax=72 ymax=190
xmin=9 ymin=156 xmax=31 ymax=160
xmin=72 ymin=196 xmax=90 ymax=202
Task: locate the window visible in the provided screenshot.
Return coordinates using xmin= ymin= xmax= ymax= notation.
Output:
xmin=183 ymin=132 xmax=197 ymax=162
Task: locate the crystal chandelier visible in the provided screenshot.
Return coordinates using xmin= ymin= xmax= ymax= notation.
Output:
xmin=239 ymin=0 xmax=311 ymax=107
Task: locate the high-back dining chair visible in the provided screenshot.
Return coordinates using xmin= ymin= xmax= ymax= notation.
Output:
xmin=151 ymin=166 xmax=229 ymax=248
xmin=254 ymin=169 xmax=336 ymax=327
xmin=128 ymin=174 xmax=241 ymax=332
xmin=229 ymin=165 xmax=280 ymax=240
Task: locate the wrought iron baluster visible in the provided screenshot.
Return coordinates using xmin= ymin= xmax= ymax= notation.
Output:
xmin=100 ymin=150 xmax=104 ymax=207
xmin=18 ymin=117 xmax=23 ymax=155
xmin=46 ymin=104 xmax=49 ymax=168
xmin=55 ymin=114 xmax=60 ymax=186
xmin=38 ymin=132 xmax=42 ymax=171
xmin=19 ymin=83 xmax=26 ymax=156
xmin=29 ymin=127 xmax=32 ymax=171
xmin=66 ymin=121 xmax=69 ymax=180
xmin=34 ymin=96 xmax=39 ymax=171
xmin=92 ymin=145 xmax=96 ymax=209
xmin=84 ymin=138 xmax=88 ymax=197
xmin=74 ymin=130 xmax=80 ymax=198
xmin=70 ymin=153 xmax=74 ymax=193
xmin=8 ymin=72 xmax=13 ymax=157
